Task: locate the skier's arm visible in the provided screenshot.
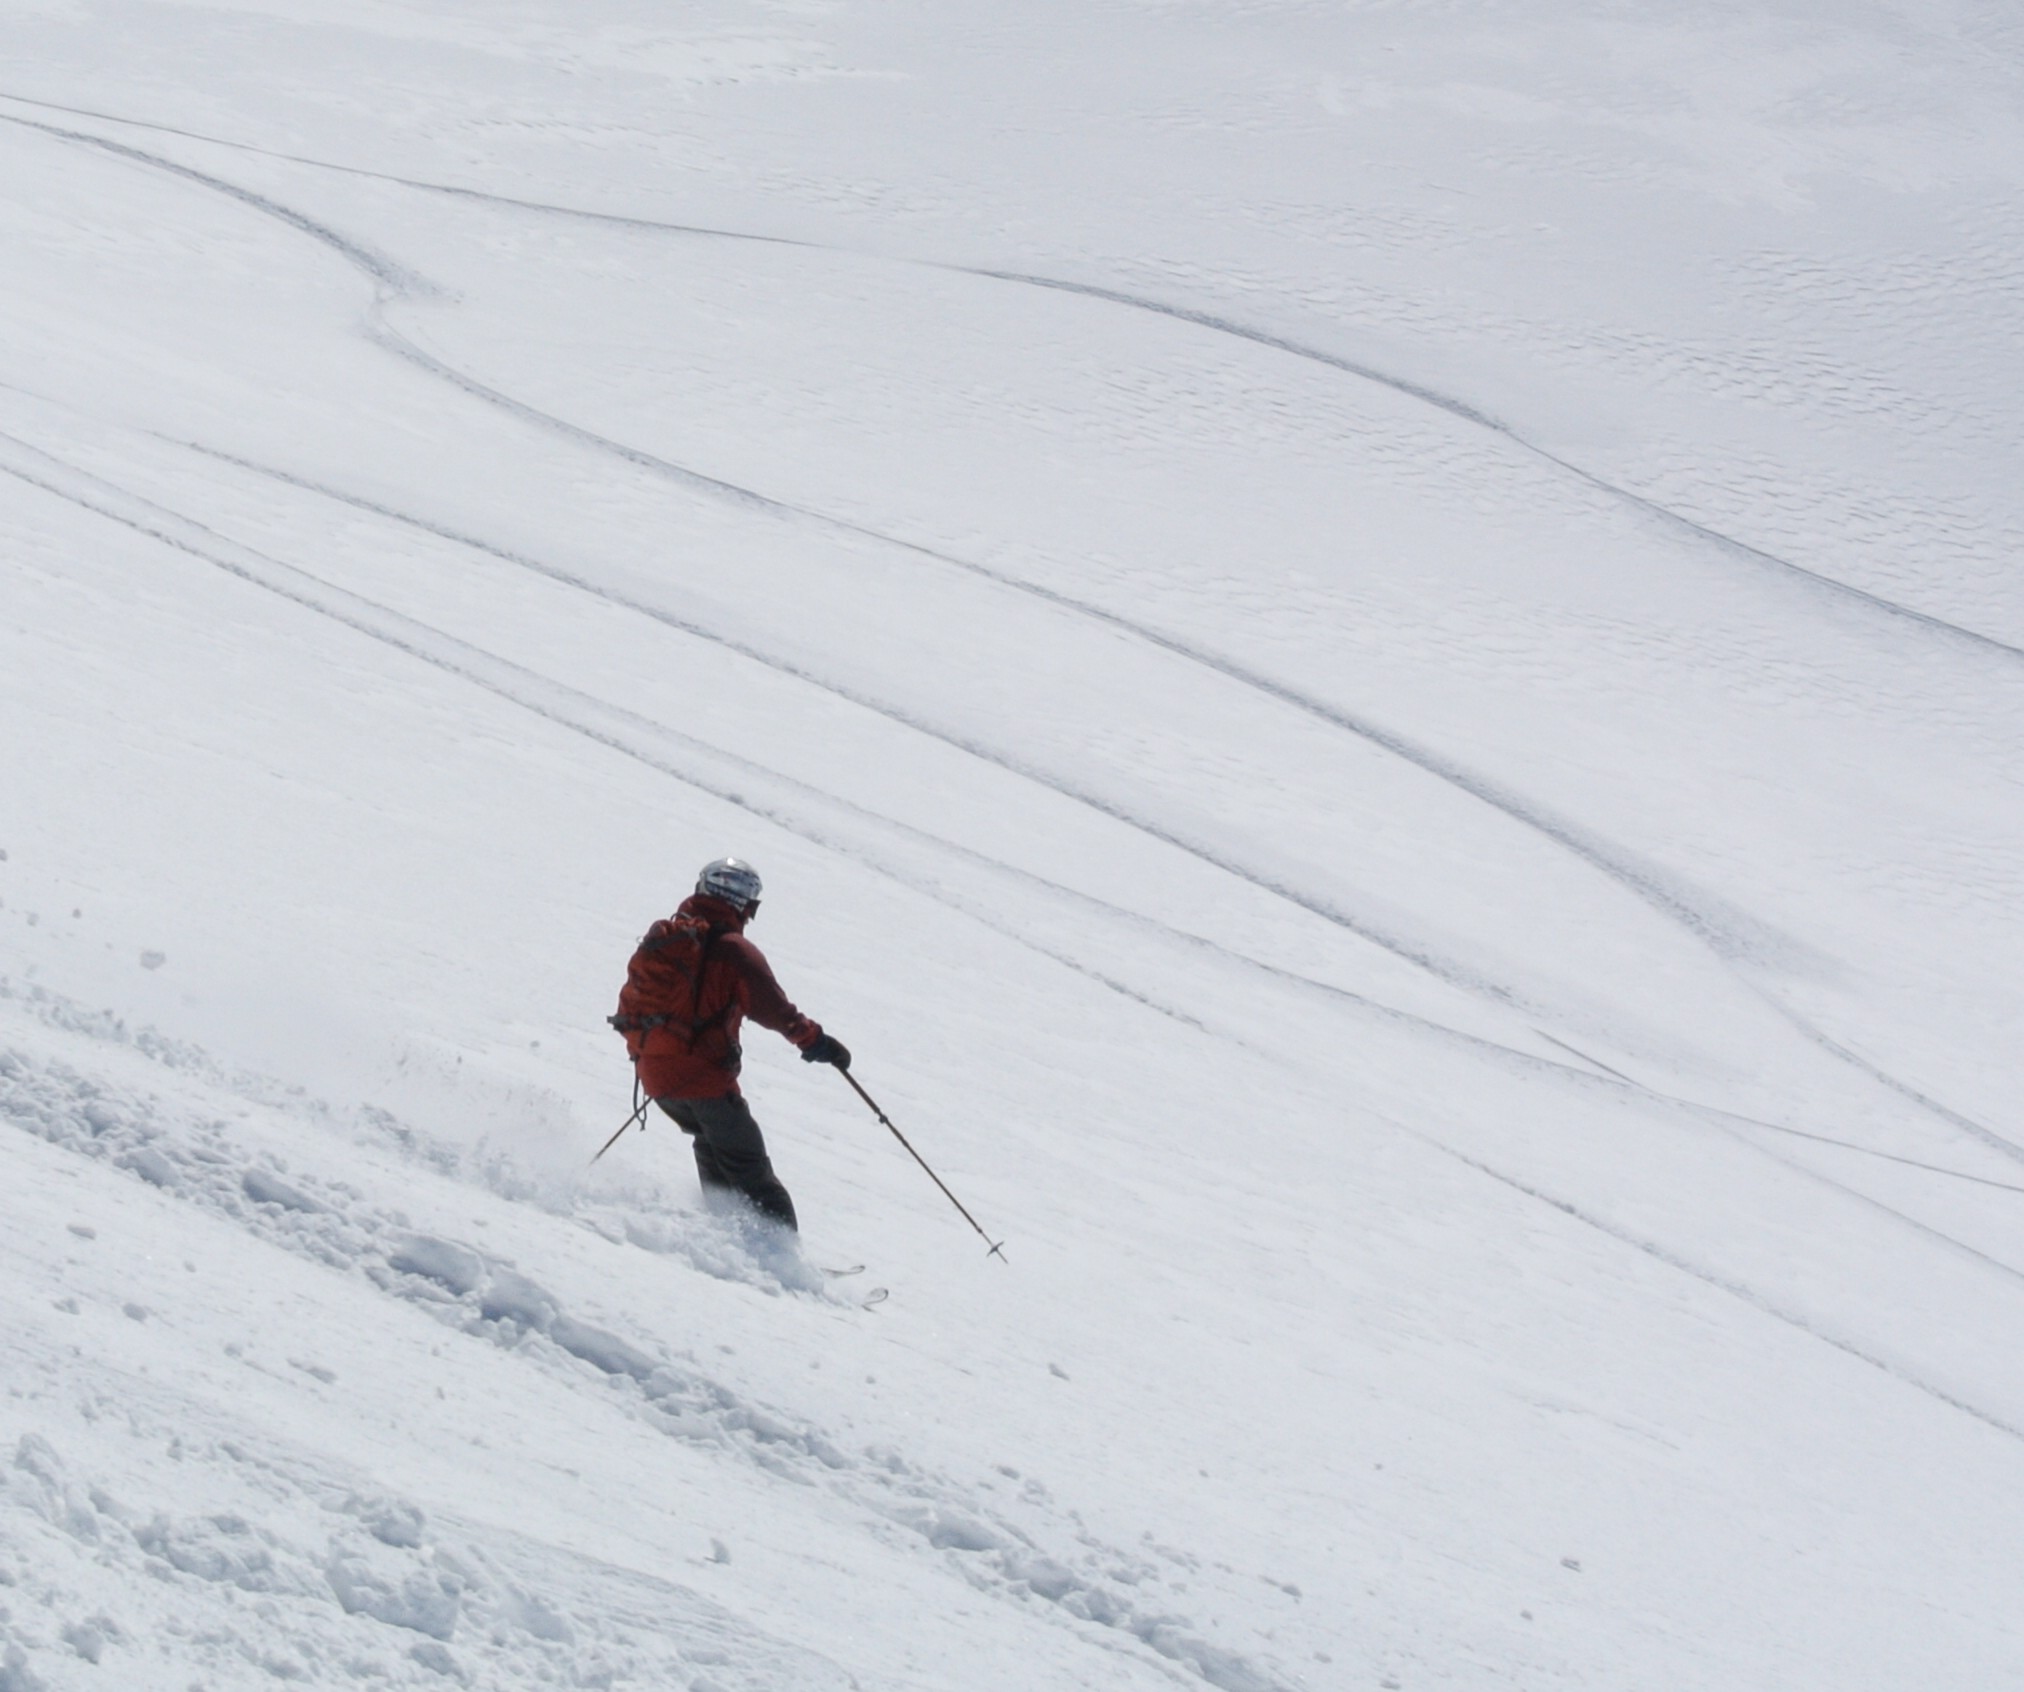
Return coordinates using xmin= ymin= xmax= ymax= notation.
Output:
xmin=723 ymin=936 xmax=821 ymax=1050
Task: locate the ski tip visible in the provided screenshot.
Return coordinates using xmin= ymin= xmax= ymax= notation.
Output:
xmin=862 ymin=1287 xmax=890 ymax=1309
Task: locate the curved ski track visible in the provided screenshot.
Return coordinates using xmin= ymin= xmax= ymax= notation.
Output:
xmin=0 ymin=432 xmax=1215 ymax=1043
xmin=4 ymin=87 xmax=2017 ymax=666
xmin=8 ymin=104 xmax=2024 ymax=1439
xmin=10 ymin=429 xmax=2024 ymax=1476
xmin=169 ymin=438 xmax=2024 ymax=1226
xmin=6 ymin=102 xmax=2019 ymax=1176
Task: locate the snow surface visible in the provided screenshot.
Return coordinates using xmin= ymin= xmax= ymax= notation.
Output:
xmin=3 ymin=3 xmax=2023 ymax=1687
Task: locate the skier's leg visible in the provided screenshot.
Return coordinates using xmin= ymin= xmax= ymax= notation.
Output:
xmin=679 ymin=1093 xmax=798 ymax=1231
xmin=654 ymin=1097 xmax=736 ymax=1197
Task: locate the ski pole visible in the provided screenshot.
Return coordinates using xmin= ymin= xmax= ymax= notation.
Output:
xmin=839 ymin=1070 xmax=1006 ymax=1261
xmin=591 ymin=1079 xmax=651 ymax=1165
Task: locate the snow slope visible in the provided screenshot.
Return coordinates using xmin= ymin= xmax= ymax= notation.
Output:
xmin=3 ymin=3 xmax=2022 ymax=1687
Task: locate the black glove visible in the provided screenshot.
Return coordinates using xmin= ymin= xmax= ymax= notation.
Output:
xmin=801 ymin=1033 xmax=851 ymax=1070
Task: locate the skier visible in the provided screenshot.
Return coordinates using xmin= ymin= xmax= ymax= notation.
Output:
xmin=609 ymin=858 xmax=848 ymax=1232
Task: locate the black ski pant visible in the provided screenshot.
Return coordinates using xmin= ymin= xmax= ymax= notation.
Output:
xmin=653 ymin=1092 xmax=797 ymax=1232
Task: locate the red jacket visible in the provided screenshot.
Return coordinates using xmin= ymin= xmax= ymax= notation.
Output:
xmin=612 ymin=893 xmax=822 ymax=1100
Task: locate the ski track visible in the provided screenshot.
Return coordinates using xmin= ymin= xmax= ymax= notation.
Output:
xmin=0 ymin=428 xmax=1226 ymax=1046
xmin=0 ymin=96 xmax=1997 ymax=976
xmin=1 ymin=101 xmax=1546 ymax=1022
xmin=962 ymin=270 xmax=2024 ymax=667
xmin=177 ymin=437 xmax=1565 ymax=1017
xmin=1762 ymin=1002 xmax=2024 ymax=1170
xmin=135 ymin=442 xmax=2024 ymax=1244
xmin=0 ymin=417 xmax=1632 ymax=1112
xmin=13 ymin=108 xmax=2024 ymax=1342
xmin=37 ymin=413 xmax=2024 ymax=1272
xmin=358 ymin=322 xmax=1537 ymax=1013
xmin=9 ymin=99 xmax=2019 ymax=1175
xmin=23 ymin=412 xmax=2023 ymax=1530
xmin=5 ymin=86 xmax=2017 ymax=667
xmin=0 ymin=987 xmax=1301 ymax=1692
xmin=1439 ymin=1145 xmax=2024 ymax=1448
xmin=9 ymin=98 xmax=2024 ymax=1405
xmin=275 ymin=323 xmax=2024 ymax=1166
xmin=14 ymin=431 xmax=2024 ymax=1478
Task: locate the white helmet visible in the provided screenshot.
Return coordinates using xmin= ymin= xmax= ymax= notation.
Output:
xmin=696 ymin=857 xmax=763 ymax=911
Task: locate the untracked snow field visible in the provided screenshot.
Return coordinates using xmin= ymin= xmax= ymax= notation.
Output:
xmin=3 ymin=4 xmax=2023 ymax=1688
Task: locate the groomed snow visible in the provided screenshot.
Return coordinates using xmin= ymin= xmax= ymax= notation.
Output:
xmin=3 ymin=4 xmax=2022 ymax=1687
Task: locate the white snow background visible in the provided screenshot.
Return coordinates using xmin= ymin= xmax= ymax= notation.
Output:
xmin=3 ymin=3 xmax=2022 ymax=1687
